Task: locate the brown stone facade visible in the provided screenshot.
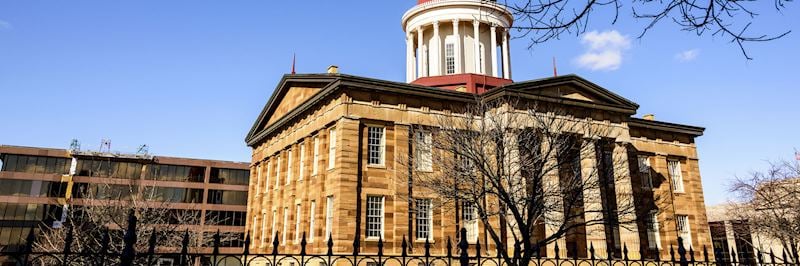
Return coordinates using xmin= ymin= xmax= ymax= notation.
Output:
xmin=245 ymin=73 xmax=711 ymax=260
xmin=0 ymin=145 xmax=249 ymax=253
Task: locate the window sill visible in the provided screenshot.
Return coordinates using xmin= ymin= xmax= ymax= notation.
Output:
xmin=365 ymin=237 xmax=384 ymax=242
xmin=414 ymin=239 xmax=435 ymax=244
xmin=415 ymin=169 xmax=433 ymax=173
xmin=367 ymin=164 xmax=386 ymax=169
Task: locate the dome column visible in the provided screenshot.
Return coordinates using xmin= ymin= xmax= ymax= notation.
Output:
xmin=431 ymin=21 xmax=441 ymax=76
xmin=490 ymin=25 xmax=499 ymax=78
xmin=502 ymin=30 xmax=511 ymax=79
xmin=417 ymin=27 xmax=426 ymax=78
xmin=406 ymin=32 xmax=416 ymax=82
xmin=452 ymin=19 xmax=462 ymax=74
xmin=473 ymin=20 xmax=481 ymax=74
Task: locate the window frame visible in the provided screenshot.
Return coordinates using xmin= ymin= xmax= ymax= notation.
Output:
xmin=328 ymin=128 xmax=337 ymax=170
xmin=313 ymin=137 xmax=320 ymax=175
xmin=668 ymin=159 xmax=685 ymax=193
xmin=444 ymin=37 xmax=456 ymax=75
xmin=646 ymin=211 xmax=662 ymax=249
xmin=415 ymin=130 xmax=433 ymax=172
xmin=309 ymin=200 xmax=316 ymax=243
xmin=638 ymin=155 xmax=654 ymax=189
xmin=415 ymin=198 xmax=433 ymax=241
xmin=365 ymin=195 xmax=385 ymax=239
xmin=676 ymin=215 xmax=692 ymax=248
xmin=367 ymin=126 xmax=386 ymax=166
xmin=325 ymin=196 xmax=334 ymax=240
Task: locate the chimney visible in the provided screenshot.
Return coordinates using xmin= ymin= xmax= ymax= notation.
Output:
xmin=327 ymin=65 xmax=339 ymax=74
xmin=643 ymin=114 xmax=655 ymax=121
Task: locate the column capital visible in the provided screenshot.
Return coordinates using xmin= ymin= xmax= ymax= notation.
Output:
xmin=432 ymin=20 xmax=439 ymax=27
xmin=417 ymin=26 xmax=423 ymax=33
xmin=473 ymin=20 xmax=480 ymax=26
xmin=452 ymin=18 xmax=460 ymax=25
xmin=407 ymin=32 xmax=414 ymax=39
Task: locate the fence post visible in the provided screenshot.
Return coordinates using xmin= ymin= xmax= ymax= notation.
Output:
xmin=213 ymin=230 xmax=221 ymax=259
xmin=703 ymin=246 xmax=709 ymax=266
xmin=378 ymin=235 xmax=384 ymax=266
xmin=179 ymin=230 xmax=190 ymax=266
xmin=447 ymin=237 xmax=453 ymax=266
xmin=475 ymin=238 xmax=481 ymax=266
xmin=589 ymin=243 xmax=595 ymax=261
xmin=120 ymin=210 xmax=137 ymax=266
xmin=554 ymin=242 xmax=560 ymax=260
xmin=458 ymin=228 xmax=468 ymax=266
xmin=62 ymin=221 xmax=73 ymax=266
xmin=678 ymin=237 xmax=688 ymax=266
xmin=147 ymin=230 xmax=157 ymax=266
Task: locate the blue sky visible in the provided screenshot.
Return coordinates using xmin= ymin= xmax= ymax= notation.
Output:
xmin=0 ymin=1 xmax=797 ymax=205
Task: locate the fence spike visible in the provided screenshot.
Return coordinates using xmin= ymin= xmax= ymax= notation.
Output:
xmin=731 ymin=247 xmax=738 ymax=264
xmin=378 ymin=234 xmax=384 ymax=257
xmin=513 ymin=241 xmax=521 ymax=261
xmin=272 ymin=232 xmax=280 ymax=255
xmin=770 ymin=249 xmax=776 ymax=264
xmin=213 ymin=229 xmax=221 ymax=256
xmin=703 ymin=245 xmax=709 ymax=263
xmin=326 ymin=233 xmax=334 ymax=256
xmin=554 ymin=242 xmax=560 ymax=260
xmin=589 ymin=242 xmax=595 ymax=260
xmin=147 ymin=229 xmax=157 ymax=266
xmin=402 ymin=235 xmax=408 ymax=257
xmin=446 ymin=237 xmax=453 ymax=258
xmin=670 ymin=245 xmax=675 ymax=262
xmin=243 ymin=233 xmax=251 ymax=256
xmin=352 ymin=231 xmax=360 ymax=256
xmin=458 ymin=229 xmax=469 ymax=266
xmin=424 ymin=236 xmax=431 ymax=257
xmin=758 ymin=249 xmax=764 ymax=264
xmin=23 ymin=227 xmax=35 ymax=254
xmin=301 ymin=232 xmax=308 ymax=256
xmin=689 ymin=246 xmax=695 ymax=263
xmin=121 ymin=210 xmax=138 ymax=266
xmin=475 ymin=237 xmax=482 ymax=259
xmin=180 ymin=229 xmax=190 ymax=266
xmin=678 ymin=237 xmax=687 ymax=266
xmin=535 ymin=244 xmax=542 ymax=260
xmin=623 ymin=243 xmax=629 ymax=261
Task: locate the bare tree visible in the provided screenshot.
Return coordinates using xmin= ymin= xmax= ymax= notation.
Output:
xmin=407 ymin=97 xmax=646 ymax=265
xmin=32 ymin=182 xmax=224 ymax=265
xmin=728 ymin=158 xmax=800 ymax=262
xmin=495 ymin=0 xmax=791 ymax=59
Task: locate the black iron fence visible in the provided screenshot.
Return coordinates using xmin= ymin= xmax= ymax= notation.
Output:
xmin=1 ymin=212 xmax=796 ymax=266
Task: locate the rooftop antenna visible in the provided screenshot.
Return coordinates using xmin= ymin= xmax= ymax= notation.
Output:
xmin=137 ymin=144 xmax=149 ymax=156
xmin=553 ymin=57 xmax=558 ymax=77
xmin=100 ymin=138 xmax=112 ymax=153
xmin=69 ymin=139 xmax=81 ymax=152
xmin=291 ymin=53 xmax=296 ymax=75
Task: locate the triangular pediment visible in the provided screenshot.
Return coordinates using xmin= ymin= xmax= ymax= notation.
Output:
xmin=500 ymin=74 xmax=639 ymax=112
xmin=245 ymin=74 xmax=337 ymax=145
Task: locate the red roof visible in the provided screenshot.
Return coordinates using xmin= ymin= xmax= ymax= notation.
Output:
xmin=411 ymin=73 xmax=513 ymax=94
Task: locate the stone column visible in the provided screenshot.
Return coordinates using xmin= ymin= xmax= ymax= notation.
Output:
xmin=502 ymin=30 xmax=511 ymax=79
xmin=473 ymin=20 xmax=481 ymax=74
xmin=581 ymin=140 xmax=608 ymax=258
xmin=452 ymin=19 xmax=462 ymax=74
xmin=542 ymin=138 xmax=567 ymax=258
xmin=431 ymin=21 xmax=441 ymax=76
xmin=490 ymin=25 xmax=499 ymax=77
xmin=614 ymin=142 xmax=641 ymax=259
xmin=417 ymin=27 xmax=426 ymax=78
xmin=406 ymin=32 xmax=415 ymax=82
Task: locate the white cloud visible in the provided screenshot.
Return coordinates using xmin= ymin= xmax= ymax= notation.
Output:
xmin=575 ymin=30 xmax=631 ymax=71
xmin=675 ymin=49 xmax=700 ymax=62
xmin=0 ymin=20 xmax=11 ymax=30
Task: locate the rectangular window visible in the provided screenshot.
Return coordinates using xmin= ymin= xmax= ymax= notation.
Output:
xmin=325 ymin=196 xmax=334 ymax=240
xmin=328 ymin=129 xmax=337 ymax=170
xmin=256 ymin=164 xmax=262 ymax=195
xmin=265 ymin=161 xmax=271 ymax=192
xmin=276 ymin=155 xmax=282 ymax=188
xmin=294 ymin=204 xmax=302 ymax=243
xmin=261 ymin=213 xmax=267 ymax=245
xmin=415 ymin=131 xmax=433 ymax=171
xmin=287 ymin=149 xmax=293 ymax=184
xmin=299 ymin=143 xmax=306 ymax=180
xmin=462 ymin=203 xmax=478 ymax=243
xmin=646 ymin=211 xmax=661 ymax=249
xmin=638 ymin=156 xmax=653 ymax=189
xmin=313 ymin=137 xmax=320 ymax=175
xmin=367 ymin=127 xmax=385 ymax=165
xmin=676 ymin=215 xmax=692 ymax=248
xmin=415 ymin=199 xmax=432 ymax=240
xmin=366 ymin=195 xmax=384 ymax=239
xmin=282 ymin=207 xmax=289 ymax=243
xmin=668 ymin=159 xmax=684 ymax=192
xmin=309 ymin=200 xmax=316 ymax=243
xmin=445 ymin=43 xmax=455 ymax=74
